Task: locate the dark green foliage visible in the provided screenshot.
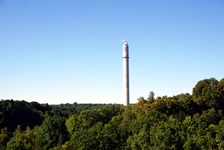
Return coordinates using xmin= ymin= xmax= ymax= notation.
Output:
xmin=0 ymin=128 xmax=9 ymax=149
xmin=147 ymin=91 xmax=155 ymax=104
xmin=0 ymin=100 xmax=108 ymax=132
xmin=1 ymin=77 xmax=224 ymax=149
xmin=36 ymin=116 xmax=67 ymax=150
xmin=51 ymin=103 xmax=110 ymax=116
xmin=193 ymin=78 xmax=224 ymax=109
xmin=0 ymin=100 xmax=43 ymax=132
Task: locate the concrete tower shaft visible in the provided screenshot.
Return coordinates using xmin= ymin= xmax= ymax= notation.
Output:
xmin=122 ymin=42 xmax=130 ymax=106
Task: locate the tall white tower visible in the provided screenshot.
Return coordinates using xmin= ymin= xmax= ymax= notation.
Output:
xmin=122 ymin=41 xmax=130 ymax=106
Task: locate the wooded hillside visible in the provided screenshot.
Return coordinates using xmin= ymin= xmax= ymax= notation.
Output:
xmin=1 ymin=77 xmax=224 ymax=150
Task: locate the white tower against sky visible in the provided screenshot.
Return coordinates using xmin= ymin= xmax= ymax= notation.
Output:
xmin=122 ymin=41 xmax=130 ymax=106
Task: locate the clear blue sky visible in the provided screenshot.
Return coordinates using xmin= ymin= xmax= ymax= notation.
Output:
xmin=1 ymin=0 xmax=223 ymax=104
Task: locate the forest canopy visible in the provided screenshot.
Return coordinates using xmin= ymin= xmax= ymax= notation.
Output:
xmin=1 ymin=77 xmax=224 ymax=150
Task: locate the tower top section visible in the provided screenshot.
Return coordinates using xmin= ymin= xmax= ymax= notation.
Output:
xmin=122 ymin=40 xmax=129 ymax=58
xmin=122 ymin=40 xmax=128 ymax=45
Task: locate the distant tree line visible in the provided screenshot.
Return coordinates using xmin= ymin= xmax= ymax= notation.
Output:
xmin=0 ymin=77 xmax=224 ymax=150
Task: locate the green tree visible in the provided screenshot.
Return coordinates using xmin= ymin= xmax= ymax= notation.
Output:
xmin=216 ymin=120 xmax=224 ymax=149
xmin=126 ymin=123 xmax=151 ymax=150
xmin=104 ymin=115 xmax=127 ymax=149
xmin=6 ymin=126 xmax=25 ymax=150
xmin=147 ymin=91 xmax=155 ymax=104
xmin=0 ymin=128 xmax=9 ymax=150
xmin=6 ymin=126 xmax=40 ymax=150
xmin=36 ymin=116 xmax=67 ymax=150
xmin=65 ymin=114 xmax=80 ymax=135
xmin=193 ymin=78 xmax=224 ymax=109
xmin=150 ymin=117 xmax=182 ymax=149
